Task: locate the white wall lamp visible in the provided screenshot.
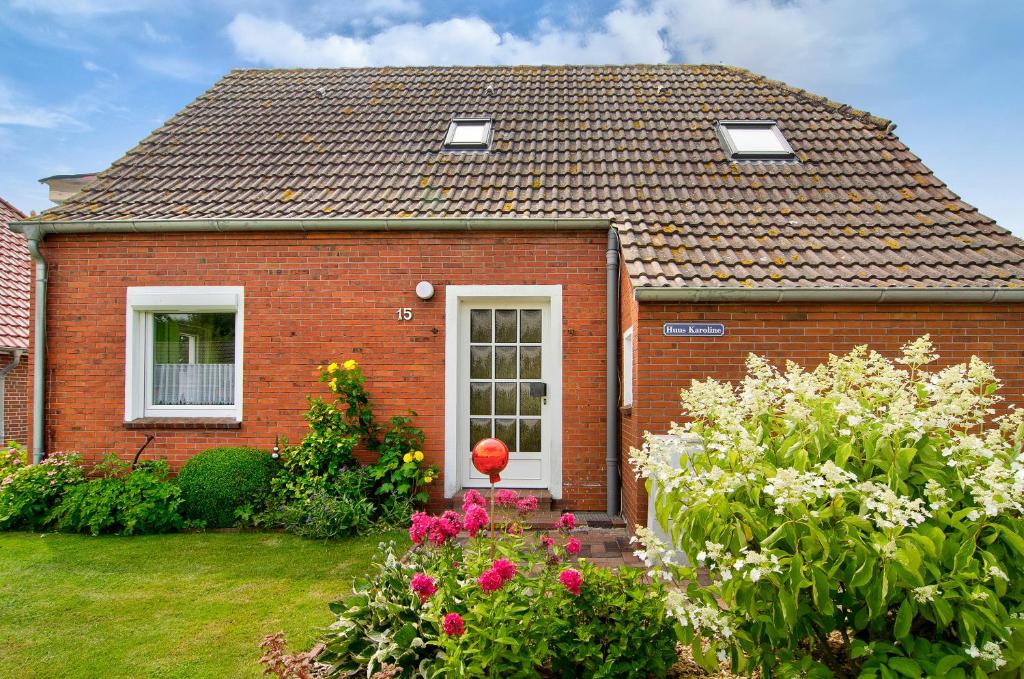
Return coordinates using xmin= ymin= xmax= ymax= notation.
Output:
xmin=415 ymin=281 xmax=435 ymax=300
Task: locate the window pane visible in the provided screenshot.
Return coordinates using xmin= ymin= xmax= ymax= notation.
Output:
xmin=520 ymin=383 xmax=542 ymax=416
xmin=519 ymin=346 xmax=541 ymax=379
xmin=451 ymin=122 xmax=488 ymax=145
xmin=520 ymin=309 xmax=542 ymax=343
xmin=470 ymin=309 xmax=491 ymax=342
xmin=494 ymin=346 xmax=516 ymax=379
xmin=152 ymin=312 xmax=235 ymax=406
xmin=470 ymin=418 xmax=492 ymax=447
xmin=726 ymin=126 xmax=787 ymax=153
xmin=470 ymin=346 xmax=492 ymax=379
xmin=520 ymin=419 xmax=541 ymax=452
xmin=495 ymin=418 xmax=517 ymax=453
xmin=495 ymin=309 xmax=517 ymax=343
xmin=470 ymin=382 xmax=492 ymax=416
xmin=494 ymin=382 xmax=516 ymax=416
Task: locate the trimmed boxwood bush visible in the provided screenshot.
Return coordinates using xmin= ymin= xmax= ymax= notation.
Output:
xmin=176 ymin=447 xmax=276 ymax=528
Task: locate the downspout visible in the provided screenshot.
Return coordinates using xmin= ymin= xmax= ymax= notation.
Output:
xmin=606 ymin=228 xmax=621 ymax=517
xmin=0 ymin=348 xmax=24 ymax=442
xmin=23 ymin=227 xmax=46 ymax=464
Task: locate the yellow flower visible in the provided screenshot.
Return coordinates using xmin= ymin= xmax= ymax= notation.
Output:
xmin=326 ymin=362 xmax=339 ymax=373
xmin=316 ymin=365 xmax=323 ymax=370
xmin=403 ymin=453 xmax=413 ymax=463
xmin=413 ymin=451 xmax=424 ymax=462
xmin=343 ymin=359 xmax=358 ymax=371
xmin=424 ymin=475 xmax=433 ymax=484
xmin=328 ymin=378 xmax=338 ymax=390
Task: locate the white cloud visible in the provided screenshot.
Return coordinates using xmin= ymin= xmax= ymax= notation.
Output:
xmin=226 ymin=0 xmax=917 ymax=88
xmin=8 ymin=0 xmax=156 ymax=15
xmin=0 ymin=82 xmax=85 ymax=129
xmin=136 ymin=55 xmax=211 ymax=82
xmin=142 ymin=20 xmax=174 ymax=43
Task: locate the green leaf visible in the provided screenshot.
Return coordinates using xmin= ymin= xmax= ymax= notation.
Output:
xmin=894 ymin=599 xmax=913 ymax=639
xmin=935 ymin=655 xmax=964 ymax=674
xmin=393 ymin=623 xmax=416 ymax=648
xmin=888 ymin=657 xmax=922 ymax=677
xmin=812 ymin=568 xmax=833 ymax=615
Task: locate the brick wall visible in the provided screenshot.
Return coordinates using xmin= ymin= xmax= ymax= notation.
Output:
xmin=29 ymin=229 xmax=609 ymax=510
xmin=620 ymin=299 xmax=1024 ymax=529
xmin=1 ymin=352 xmax=28 ymax=445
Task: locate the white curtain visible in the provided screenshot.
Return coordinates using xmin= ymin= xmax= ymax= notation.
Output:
xmin=153 ymin=363 xmax=234 ymax=405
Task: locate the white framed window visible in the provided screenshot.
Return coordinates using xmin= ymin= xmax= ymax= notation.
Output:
xmin=443 ymin=117 xmax=493 ymax=150
xmin=125 ymin=287 xmax=244 ymax=421
xmin=622 ymin=327 xmax=633 ymax=407
xmin=716 ymin=120 xmax=795 ymax=160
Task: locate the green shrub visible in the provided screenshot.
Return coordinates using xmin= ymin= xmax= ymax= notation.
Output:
xmin=280 ymin=488 xmax=376 ymax=540
xmin=176 ymin=447 xmax=276 ymax=528
xmin=54 ymin=455 xmax=183 ymax=535
xmin=632 ymin=336 xmax=1024 ymax=677
xmin=0 ymin=448 xmax=84 ymax=530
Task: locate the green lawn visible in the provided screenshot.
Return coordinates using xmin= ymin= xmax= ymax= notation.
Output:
xmin=0 ymin=531 xmax=402 ymax=678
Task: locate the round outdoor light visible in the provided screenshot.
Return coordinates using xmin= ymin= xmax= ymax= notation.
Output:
xmin=471 ymin=438 xmax=509 ymax=484
xmin=415 ymin=281 xmax=434 ymax=300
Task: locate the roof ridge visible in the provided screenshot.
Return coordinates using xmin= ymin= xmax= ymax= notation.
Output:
xmin=226 ymin=63 xmax=734 ymax=74
xmin=0 ymin=196 xmax=26 ymax=220
xmin=723 ymin=66 xmax=894 ymax=133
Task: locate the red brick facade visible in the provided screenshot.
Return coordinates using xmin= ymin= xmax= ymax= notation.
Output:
xmin=29 ymin=229 xmax=609 ymax=510
xmin=620 ymin=297 xmax=1024 ymax=529
xmin=1 ymin=353 xmax=27 ymax=445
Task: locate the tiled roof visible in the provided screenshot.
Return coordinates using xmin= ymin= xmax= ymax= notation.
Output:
xmin=0 ymin=197 xmax=29 ymax=349
xmin=30 ymin=64 xmax=1024 ymax=290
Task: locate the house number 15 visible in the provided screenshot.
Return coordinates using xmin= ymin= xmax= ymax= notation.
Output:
xmin=396 ymin=307 xmax=413 ymax=321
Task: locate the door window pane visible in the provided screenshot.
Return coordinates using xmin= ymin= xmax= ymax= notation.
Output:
xmin=152 ymin=312 xmax=235 ymax=406
xmin=495 ymin=418 xmax=517 ymax=452
xmin=495 ymin=309 xmax=517 ymax=343
xmin=519 ymin=346 xmax=541 ymax=379
xmin=520 ymin=418 xmax=541 ymax=452
xmin=470 ymin=309 xmax=491 ymax=343
xmin=494 ymin=346 xmax=517 ymax=379
xmin=520 ymin=383 xmax=542 ymax=416
xmin=520 ymin=309 xmax=542 ymax=343
xmin=470 ymin=346 xmax=492 ymax=379
xmin=494 ymin=382 xmax=516 ymax=416
xmin=470 ymin=418 xmax=492 ymax=447
xmin=470 ymin=382 xmax=492 ymax=416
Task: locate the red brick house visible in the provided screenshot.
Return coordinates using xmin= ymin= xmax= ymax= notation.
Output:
xmin=10 ymin=65 xmax=1024 ymax=528
xmin=0 ymin=197 xmax=29 ymax=446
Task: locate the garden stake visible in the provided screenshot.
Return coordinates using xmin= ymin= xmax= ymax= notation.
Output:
xmin=131 ymin=434 xmax=155 ymax=468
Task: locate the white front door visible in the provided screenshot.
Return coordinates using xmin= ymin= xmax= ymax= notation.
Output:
xmin=457 ymin=301 xmax=555 ymax=489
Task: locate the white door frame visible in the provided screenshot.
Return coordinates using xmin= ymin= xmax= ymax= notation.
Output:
xmin=444 ymin=285 xmax=562 ymax=499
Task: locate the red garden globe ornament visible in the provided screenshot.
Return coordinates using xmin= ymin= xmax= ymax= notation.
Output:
xmin=472 ymin=438 xmax=509 ymax=484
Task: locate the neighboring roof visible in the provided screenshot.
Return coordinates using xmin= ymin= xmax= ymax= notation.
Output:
xmin=26 ymin=64 xmax=1024 ymax=291
xmin=0 ymin=197 xmax=29 ymax=349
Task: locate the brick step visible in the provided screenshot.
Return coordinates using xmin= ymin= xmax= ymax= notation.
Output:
xmin=451 ymin=488 xmax=553 ymax=512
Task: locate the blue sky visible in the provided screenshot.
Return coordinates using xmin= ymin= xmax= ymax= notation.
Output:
xmin=1 ymin=0 xmax=1022 ymax=236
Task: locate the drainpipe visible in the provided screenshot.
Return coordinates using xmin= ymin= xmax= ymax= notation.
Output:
xmin=606 ymin=228 xmax=621 ymax=517
xmin=0 ymin=348 xmax=24 ymax=442
xmin=23 ymin=226 xmax=46 ymax=464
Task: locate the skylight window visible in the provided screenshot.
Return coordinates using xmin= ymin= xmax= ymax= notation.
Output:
xmin=717 ymin=120 xmax=795 ymax=160
xmin=443 ymin=117 xmax=493 ymax=151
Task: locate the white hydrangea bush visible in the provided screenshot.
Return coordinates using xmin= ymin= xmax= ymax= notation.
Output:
xmin=631 ymin=337 xmax=1024 ymax=678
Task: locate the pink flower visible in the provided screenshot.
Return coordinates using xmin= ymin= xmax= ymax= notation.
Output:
xmin=442 ymin=612 xmax=465 ymax=637
xmin=463 ymin=504 xmax=489 ymax=537
xmin=559 ymin=568 xmax=583 ymax=596
xmin=557 ymin=513 xmax=576 ymax=531
xmin=410 ymin=573 xmax=437 ymax=603
xmin=409 ymin=512 xmax=432 ymax=545
xmin=495 ymin=489 xmax=519 ymax=507
xmin=429 ymin=511 xmax=463 ymax=545
xmin=461 ymin=489 xmax=486 ymax=511
xmin=492 ymin=558 xmax=518 ymax=582
xmin=566 ymin=537 xmax=581 ymax=555
xmin=506 ymin=523 xmax=523 ymax=536
xmin=541 ymin=535 xmax=554 ymax=549
xmin=477 ymin=568 xmax=504 ymax=593
xmin=515 ymin=495 xmax=539 ymax=513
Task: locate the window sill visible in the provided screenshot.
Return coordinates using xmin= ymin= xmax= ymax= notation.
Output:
xmin=124 ymin=417 xmax=242 ymax=430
